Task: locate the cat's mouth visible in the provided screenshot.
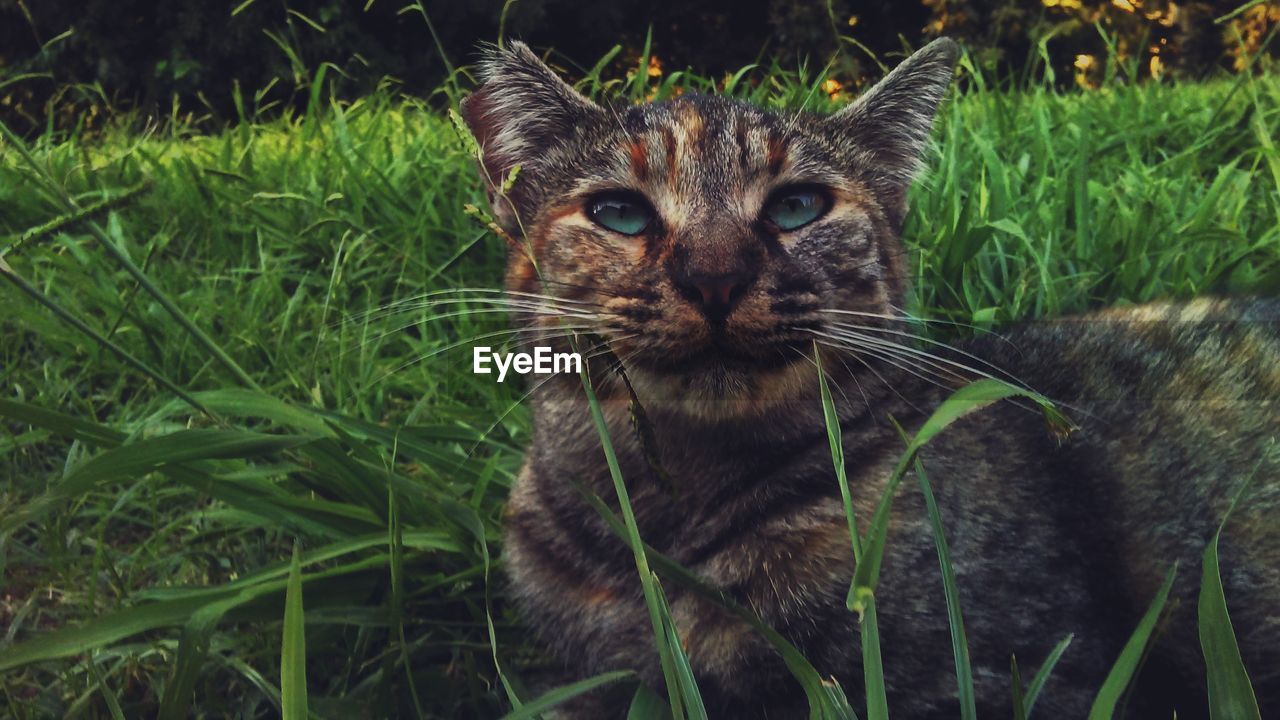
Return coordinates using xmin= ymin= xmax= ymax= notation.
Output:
xmin=615 ymin=333 xmax=812 ymax=414
xmin=621 ymin=328 xmax=807 ymax=380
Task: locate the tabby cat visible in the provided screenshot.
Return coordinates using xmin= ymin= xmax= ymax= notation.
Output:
xmin=460 ymin=39 xmax=1279 ymax=718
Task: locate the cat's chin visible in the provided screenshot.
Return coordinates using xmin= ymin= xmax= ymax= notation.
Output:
xmin=624 ymin=356 xmax=814 ymax=420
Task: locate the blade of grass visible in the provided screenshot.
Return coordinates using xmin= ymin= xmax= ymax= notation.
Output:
xmin=448 ymin=491 xmax=524 ymax=710
xmin=564 ymin=475 xmax=859 ymax=720
xmin=1087 ymin=565 xmax=1177 ymax=720
xmin=860 ymin=595 xmax=889 ymax=720
xmin=1 ymin=429 xmax=316 ymax=533
xmin=628 ymin=684 xmax=673 ymax=720
xmin=629 ymin=28 xmax=654 ymax=101
xmin=0 ymin=554 xmax=387 ymax=672
xmin=1 ymin=179 xmax=150 ymax=257
xmin=653 ymin=573 xmax=709 ymax=720
xmin=147 ymin=389 xmax=332 ymax=435
xmin=500 ymin=671 xmax=635 ymax=720
xmin=816 ymin=348 xmax=886 ymax=719
xmin=0 ymin=398 xmax=127 ymax=448
xmin=1023 ymin=635 xmax=1073 ymax=717
xmin=1011 ymin=656 xmax=1026 ymax=720
xmin=85 ymin=654 xmax=128 ymax=720
xmin=1215 ymin=0 xmax=1268 ymax=24
xmin=158 ymin=589 xmax=268 ymax=719
xmin=281 ymin=542 xmax=309 ymax=720
xmin=851 ymin=379 xmax=1069 ymax=610
xmin=386 ymin=483 xmax=428 ymax=720
xmin=0 ymin=120 xmax=264 ymax=392
xmin=1198 ymin=453 xmax=1270 ymax=720
xmin=815 ymin=347 xmax=862 ymax=561
xmin=576 ymin=361 xmax=696 ymax=719
xmin=915 ymin=458 xmax=976 ymax=720
xmin=0 ymin=261 xmax=210 ymax=416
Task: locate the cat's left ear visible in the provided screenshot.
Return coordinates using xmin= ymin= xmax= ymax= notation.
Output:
xmin=460 ymin=41 xmax=603 ymax=229
xmin=826 ymin=38 xmax=959 ymax=188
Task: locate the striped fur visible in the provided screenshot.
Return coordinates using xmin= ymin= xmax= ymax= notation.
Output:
xmin=461 ymin=40 xmax=1280 ymax=718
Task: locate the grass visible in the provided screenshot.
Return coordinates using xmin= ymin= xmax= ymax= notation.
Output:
xmin=2 ymin=44 xmax=1279 ymax=718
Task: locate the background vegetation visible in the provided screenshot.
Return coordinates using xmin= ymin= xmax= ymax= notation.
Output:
xmin=2 ymin=0 xmax=1278 ymax=136
xmin=2 ymin=2 xmax=1279 ymax=718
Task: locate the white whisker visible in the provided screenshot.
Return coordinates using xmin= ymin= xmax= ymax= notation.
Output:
xmin=811 ymin=327 xmax=1017 ymax=387
xmin=344 ymin=297 xmax=601 ymax=328
xmin=458 ymin=334 xmax=637 ymax=461
xmin=806 ymin=336 xmax=928 ymax=414
xmin=340 ymin=306 xmax=602 ymax=355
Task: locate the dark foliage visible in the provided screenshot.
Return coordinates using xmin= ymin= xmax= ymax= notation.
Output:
xmin=0 ymin=0 xmax=1275 ymax=134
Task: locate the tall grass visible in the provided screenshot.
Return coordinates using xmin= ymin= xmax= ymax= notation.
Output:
xmin=1 ymin=42 xmax=1279 ymax=718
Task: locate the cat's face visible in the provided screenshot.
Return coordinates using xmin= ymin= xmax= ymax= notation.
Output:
xmin=462 ymin=40 xmax=958 ymax=416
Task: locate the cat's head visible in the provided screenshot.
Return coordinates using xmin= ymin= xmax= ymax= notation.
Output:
xmin=461 ymin=39 xmax=958 ymax=416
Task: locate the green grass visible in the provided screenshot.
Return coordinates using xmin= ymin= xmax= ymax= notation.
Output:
xmin=2 ymin=49 xmax=1279 ymax=718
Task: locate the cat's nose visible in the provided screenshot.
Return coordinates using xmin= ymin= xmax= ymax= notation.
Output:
xmin=675 ymin=271 xmax=754 ymax=321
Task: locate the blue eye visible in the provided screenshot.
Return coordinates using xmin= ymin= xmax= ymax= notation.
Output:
xmin=587 ymin=193 xmax=654 ymax=236
xmin=764 ymin=188 xmax=829 ymax=231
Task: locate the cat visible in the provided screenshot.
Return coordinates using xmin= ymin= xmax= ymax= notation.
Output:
xmin=460 ymin=39 xmax=1280 ymax=718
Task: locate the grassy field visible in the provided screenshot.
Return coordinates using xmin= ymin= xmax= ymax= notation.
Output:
xmin=2 ymin=51 xmax=1280 ymax=718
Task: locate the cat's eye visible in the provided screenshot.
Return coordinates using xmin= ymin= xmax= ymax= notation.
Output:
xmin=763 ymin=188 xmax=830 ymax=231
xmin=586 ymin=192 xmax=654 ymax=236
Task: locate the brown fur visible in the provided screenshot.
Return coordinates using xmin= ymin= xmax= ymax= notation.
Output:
xmin=461 ymin=40 xmax=1280 ymax=718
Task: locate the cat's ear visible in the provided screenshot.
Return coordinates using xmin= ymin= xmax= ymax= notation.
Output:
xmin=460 ymin=41 xmax=602 ymax=226
xmin=827 ymin=37 xmax=959 ymax=187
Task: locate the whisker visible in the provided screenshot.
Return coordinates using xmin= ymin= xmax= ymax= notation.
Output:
xmin=823 ymin=320 xmax=1021 ymax=385
xmin=809 ymin=331 xmax=1055 ymax=416
xmin=829 ymin=348 xmax=876 ymax=421
xmin=818 ymin=317 xmax=1087 ymax=417
xmin=845 ymin=342 xmax=967 ymax=396
xmin=820 ymin=306 xmax=988 ymax=330
xmin=816 ymin=331 xmax=1023 ymax=406
xmin=361 ymin=318 xmax=636 ymax=394
xmin=806 ymin=337 xmax=927 ymax=415
xmin=789 ymin=345 xmax=857 ymax=415
xmin=457 ymin=334 xmax=638 ymax=461
xmin=343 ymin=296 xmax=602 ymax=328
xmin=886 ymin=303 xmax=1022 ymax=346
xmin=812 ymin=328 xmax=1018 ymax=388
xmin=815 ymin=304 xmax=1022 ymax=353
xmin=340 ymin=305 xmax=603 ymax=355
xmin=339 ymin=287 xmax=604 ymax=324
xmin=363 ymin=326 xmax=599 ymax=385
xmin=375 ymin=286 xmax=603 ymax=310
xmin=338 ymin=313 xmax=604 ymax=359
xmin=811 ymin=325 xmax=1010 ymax=399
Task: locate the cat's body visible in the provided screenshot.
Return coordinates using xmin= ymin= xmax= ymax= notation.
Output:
xmin=504 ymin=297 xmax=1280 ymax=718
xmin=461 ymin=40 xmax=1280 ymax=718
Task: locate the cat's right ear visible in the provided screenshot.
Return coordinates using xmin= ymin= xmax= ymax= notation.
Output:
xmin=826 ymin=37 xmax=959 ymax=189
xmin=460 ymin=41 xmax=602 ymax=230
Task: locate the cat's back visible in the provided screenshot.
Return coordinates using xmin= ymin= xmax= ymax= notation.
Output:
xmin=984 ymin=296 xmax=1279 ymax=414
xmin=953 ymin=296 xmax=1279 ymax=713
xmin=960 ymin=296 xmax=1279 ymax=571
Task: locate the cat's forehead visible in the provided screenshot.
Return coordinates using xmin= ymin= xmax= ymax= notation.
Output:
xmin=585 ymin=95 xmax=831 ymax=193
xmin=621 ymin=95 xmax=783 ymax=134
